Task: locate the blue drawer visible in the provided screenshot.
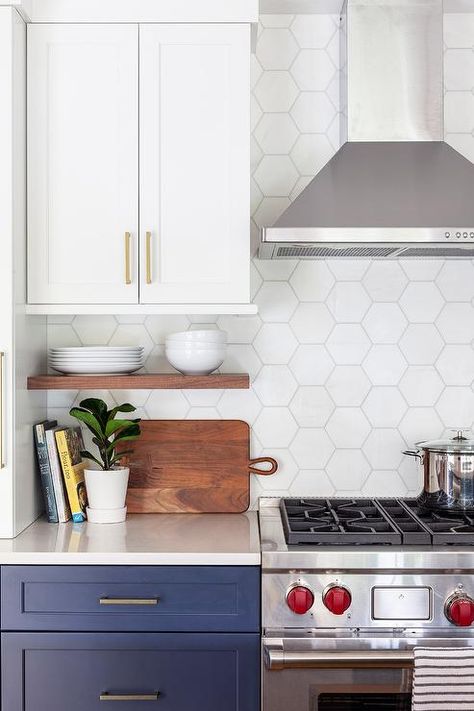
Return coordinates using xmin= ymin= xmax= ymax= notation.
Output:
xmin=1 ymin=565 xmax=260 ymax=632
xmin=2 ymin=632 xmax=260 ymax=711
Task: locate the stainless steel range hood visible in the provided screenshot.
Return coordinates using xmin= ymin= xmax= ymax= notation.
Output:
xmin=259 ymin=0 xmax=474 ymax=259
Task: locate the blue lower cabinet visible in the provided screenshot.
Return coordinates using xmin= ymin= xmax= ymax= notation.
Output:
xmin=1 ymin=565 xmax=260 ymax=632
xmin=2 ymin=632 xmax=260 ymax=710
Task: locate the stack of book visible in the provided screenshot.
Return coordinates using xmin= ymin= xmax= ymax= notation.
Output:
xmin=33 ymin=421 xmax=88 ymax=523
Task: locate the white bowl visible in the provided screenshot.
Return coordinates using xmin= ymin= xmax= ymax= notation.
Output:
xmin=165 ymin=339 xmax=226 ymax=352
xmin=165 ymin=346 xmax=225 ymax=375
xmin=166 ymin=330 xmax=227 ymax=344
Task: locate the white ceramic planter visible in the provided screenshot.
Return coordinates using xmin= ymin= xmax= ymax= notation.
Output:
xmin=84 ymin=467 xmax=129 ymax=524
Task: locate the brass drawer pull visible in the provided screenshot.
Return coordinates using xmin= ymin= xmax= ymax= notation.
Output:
xmin=146 ymin=231 xmax=152 ymax=284
xmin=100 ymin=693 xmax=160 ymax=702
xmin=125 ymin=232 xmax=132 ymax=285
xmin=99 ymin=597 xmax=159 ymax=606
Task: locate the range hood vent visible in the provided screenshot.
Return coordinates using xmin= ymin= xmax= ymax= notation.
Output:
xmin=259 ymin=0 xmax=474 ymax=259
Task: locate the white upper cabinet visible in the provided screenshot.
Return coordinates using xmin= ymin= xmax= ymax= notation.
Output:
xmin=27 ymin=21 xmax=251 ymax=311
xmin=28 ymin=24 xmax=139 ymax=304
xmin=140 ymin=24 xmax=250 ymax=304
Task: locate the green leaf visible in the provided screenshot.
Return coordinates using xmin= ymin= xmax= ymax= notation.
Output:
xmin=79 ymin=398 xmax=109 ymax=426
xmin=107 ymin=403 xmax=137 ymax=421
xmin=105 ymin=418 xmax=140 ymax=438
xmin=112 ymin=433 xmax=141 ymax=444
xmin=113 ymin=424 xmax=141 ymax=441
xmin=80 ymin=450 xmax=105 ymax=470
xmin=69 ymin=407 xmax=104 ymax=438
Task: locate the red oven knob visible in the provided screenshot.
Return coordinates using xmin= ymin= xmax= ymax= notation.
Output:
xmin=286 ymin=586 xmax=314 ymax=615
xmin=446 ymin=596 xmax=474 ymax=627
xmin=323 ymin=586 xmax=352 ymax=615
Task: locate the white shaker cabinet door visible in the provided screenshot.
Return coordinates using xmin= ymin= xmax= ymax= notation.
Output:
xmin=139 ymin=24 xmax=250 ymax=304
xmin=27 ymin=24 xmax=139 ymax=304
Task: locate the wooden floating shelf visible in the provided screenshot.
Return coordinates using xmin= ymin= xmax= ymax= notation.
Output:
xmin=27 ymin=373 xmax=250 ymax=391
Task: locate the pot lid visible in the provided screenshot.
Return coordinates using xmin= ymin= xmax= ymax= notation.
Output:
xmin=415 ymin=430 xmax=474 ymax=453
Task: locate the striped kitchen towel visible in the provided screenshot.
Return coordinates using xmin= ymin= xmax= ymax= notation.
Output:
xmin=412 ymin=647 xmax=474 ymax=710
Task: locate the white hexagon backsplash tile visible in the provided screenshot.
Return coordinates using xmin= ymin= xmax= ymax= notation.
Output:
xmin=254 ymin=155 xmax=299 ymax=196
xmin=290 ymin=49 xmax=336 ymax=91
xmin=362 ymin=388 xmax=407 ymax=428
xmin=257 ymin=28 xmax=299 ymax=70
xmin=436 ymin=303 xmax=474 ymax=344
xmin=290 ymin=428 xmax=335 ymax=468
xmin=253 ymin=365 xmax=298 ymax=406
xmin=326 ymin=365 xmax=371 ymax=406
xmin=291 ymin=92 xmax=337 ymax=132
xmin=399 ymin=324 xmax=444 ymax=365
xmin=362 ymin=262 xmax=408 ymax=302
xmin=326 ymin=409 xmax=371 ymax=448
xmin=254 ymin=71 xmax=299 ymax=112
xmin=290 ymin=15 xmax=338 ymax=49
xmin=290 ymin=134 xmax=334 ymax=176
xmin=254 ymin=113 xmax=299 ymax=154
xmin=289 ymin=344 xmax=335 ymax=385
xmin=289 ymin=386 xmax=335 ymax=427
xmin=362 ymin=345 xmax=407 ymax=385
xmin=436 ymin=345 xmax=474 ymax=386
xmin=399 ymin=366 xmax=444 ymax=406
xmin=362 ymin=429 xmax=406 ymax=470
xmin=290 ymin=261 xmax=335 ymax=301
xmin=46 ymin=13 xmax=474 ymax=505
xmin=399 ymin=283 xmax=445 ymax=323
xmin=326 ymin=324 xmax=371 ymax=364
xmin=326 ymin=449 xmax=370 ymax=490
xmin=290 ymin=302 xmax=335 ymax=343
xmin=254 ymin=281 xmax=298 ymax=322
xmin=327 ymin=282 xmax=371 ymax=322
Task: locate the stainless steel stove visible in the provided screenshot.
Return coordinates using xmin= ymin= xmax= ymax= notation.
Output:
xmin=260 ymin=497 xmax=474 ymax=711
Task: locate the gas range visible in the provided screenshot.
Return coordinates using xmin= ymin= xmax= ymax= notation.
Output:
xmin=260 ymin=496 xmax=474 ymax=711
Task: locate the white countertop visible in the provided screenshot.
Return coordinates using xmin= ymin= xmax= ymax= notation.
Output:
xmin=0 ymin=513 xmax=261 ymax=565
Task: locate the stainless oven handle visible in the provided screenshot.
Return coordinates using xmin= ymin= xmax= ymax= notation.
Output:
xmin=265 ymin=648 xmax=414 ymax=670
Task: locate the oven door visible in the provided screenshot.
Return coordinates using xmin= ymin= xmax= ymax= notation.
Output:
xmin=263 ymin=632 xmax=474 ymax=711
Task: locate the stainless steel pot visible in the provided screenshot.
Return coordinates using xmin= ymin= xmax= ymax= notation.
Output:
xmin=403 ymin=430 xmax=474 ymax=510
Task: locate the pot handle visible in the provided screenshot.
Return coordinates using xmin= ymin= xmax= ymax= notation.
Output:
xmin=402 ymin=449 xmax=424 ymax=463
xmin=248 ymin=457 xmax=278 ymax=476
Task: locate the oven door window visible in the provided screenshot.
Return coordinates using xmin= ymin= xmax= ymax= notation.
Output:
xmin=316 ymin=692 xmax=411 ymax=710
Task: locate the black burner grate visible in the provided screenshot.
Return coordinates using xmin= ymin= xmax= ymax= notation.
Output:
xmin=402 ymin=500 xmax=474 ymax=545
xmin=281 ymin=498 xmax=402 ymax=545
xmin=281 ymin=498 xmax=474 ymax=546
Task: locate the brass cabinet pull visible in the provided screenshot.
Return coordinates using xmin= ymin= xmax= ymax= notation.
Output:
xmin=125 ymin=232 xmax=132 ymax=285
xmin=0 ymin=352 xmax=4 ymax=469
xmin=100 ymin=693 xmax=160 ymax=702
xmin=146 ymin=231 xmax=152 ymax=284
xmin=99 ymin=597 xmax=159 ymax=606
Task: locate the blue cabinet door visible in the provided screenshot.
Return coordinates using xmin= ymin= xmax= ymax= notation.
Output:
xmin=1 ymin=565 xmax=260 ymax=632
xmin=2 ymin=632 xmax=260 ymax=711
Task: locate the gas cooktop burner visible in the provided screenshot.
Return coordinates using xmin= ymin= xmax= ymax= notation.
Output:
xmin=280 ymin=498 xmax=474 ymax=545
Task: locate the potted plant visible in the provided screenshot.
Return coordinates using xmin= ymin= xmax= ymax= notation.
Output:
xmin=69 ymin=398 xmax=141 ymax=523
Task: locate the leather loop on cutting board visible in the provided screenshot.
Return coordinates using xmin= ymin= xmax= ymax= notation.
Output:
xmin=248 ymin=457 xmax=278 ymax=476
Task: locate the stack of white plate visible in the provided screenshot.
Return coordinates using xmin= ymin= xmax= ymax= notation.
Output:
xmin=49 ymin=347 xmax=145 ymax=375
xmin=165 ymin=330 xmax=227 ymax=375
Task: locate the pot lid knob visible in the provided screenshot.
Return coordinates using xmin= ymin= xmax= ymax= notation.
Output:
xmin=451 ymin=429 xmax=470 ymax=441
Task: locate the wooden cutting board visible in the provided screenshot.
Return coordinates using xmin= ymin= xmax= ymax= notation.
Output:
xmin=117 ymin=420 xmax=278 ymax=514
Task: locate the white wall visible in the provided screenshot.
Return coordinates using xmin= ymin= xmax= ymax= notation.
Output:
xmin=47 ymin=13 xmax=474 ymax=505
